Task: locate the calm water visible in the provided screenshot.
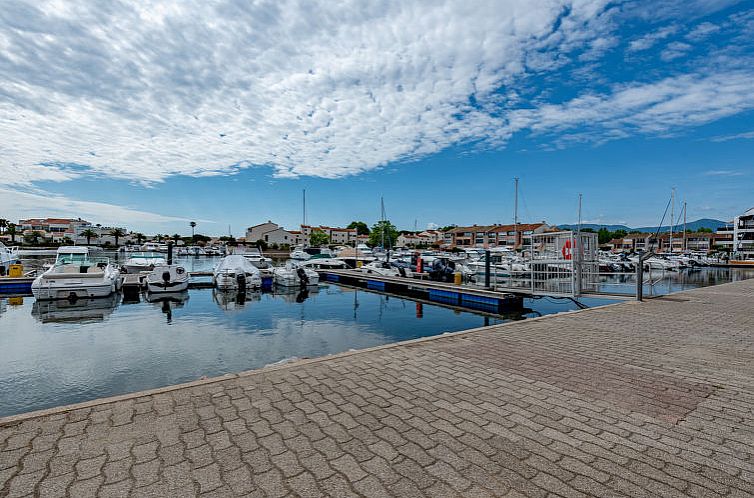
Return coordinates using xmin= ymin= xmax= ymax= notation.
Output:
xmin=0 ymin=278 xmax=614 ymax=418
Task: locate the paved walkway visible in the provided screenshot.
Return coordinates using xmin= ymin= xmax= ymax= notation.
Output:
xmin=2 ymin=280 xmax=754 ymax=497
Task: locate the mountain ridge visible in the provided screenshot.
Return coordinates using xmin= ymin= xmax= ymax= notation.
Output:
xmin=557 ymin=218 xmax=726 ymax=233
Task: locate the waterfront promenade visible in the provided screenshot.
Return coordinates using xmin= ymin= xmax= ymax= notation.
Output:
xmin=1 ymin=281 xmax=753 ymax=497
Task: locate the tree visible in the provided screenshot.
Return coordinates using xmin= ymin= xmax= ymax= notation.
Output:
xmin=439 ymin=225 xmax=457 ymax=232
xmin=255 ymin=239 xmax=269 ymax=251
xmin=309 ymin=230 xmax=330 ymax=247
xmin=347 ymin=221 xmax=370 ymax=235
xmin=172 ymin=233 xmax=181 ymax=243
xmin=80 ymin=229 xmax=98 ymax=245
xmin=134 ymin=232 xmax=145 ymax=245
xmin=6 ymin=223 xmax=16 ymax=243
xmin=24 ymin=231 xmax=43 ymax=245
xmin=0 ymin=218 xmax=7 ymax=235
xmin=697 ymin=227 xmax=713 ymax=233
xmin=109 ymin=228 xmax=126 ymax=247
xmin=368 ymin=220 xmax=399 ymax=248
xmin=190 ymin=221 xmax=197 ymax=242
xmin=597 ymin=228 xmax=611 ymax=245
xmin=62 ymin=236 xmax=74 ymax=245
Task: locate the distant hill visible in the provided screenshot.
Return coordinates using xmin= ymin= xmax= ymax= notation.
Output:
xmin=558 ymin=218 xmax=726 ymax=233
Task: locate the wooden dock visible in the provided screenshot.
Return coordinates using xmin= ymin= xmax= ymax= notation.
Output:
xmin=319 ymin=269 xmax=525 ymax=313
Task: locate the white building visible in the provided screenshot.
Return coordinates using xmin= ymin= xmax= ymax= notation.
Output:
xmin=245 ymin=221 xmax=300 ymax=246
xmin=300 ymin=225 xmax=357 ymax=245
xmin=732 ymin=207 xmax=754 ymax=258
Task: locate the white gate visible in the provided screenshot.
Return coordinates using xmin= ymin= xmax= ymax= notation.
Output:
xmin=529 ymin=231 xmax=599 ymax=297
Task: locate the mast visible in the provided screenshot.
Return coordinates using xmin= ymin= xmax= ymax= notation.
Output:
xmin=302 ymin=189 xmax=307 ymax=226
xmin=577 ymin=193 xmax=583 ymax=234
xmin=683 ymin=200 xmax=687 ymax=252
xmin=669 ymin=188 xmax=675 ymax=253
xmin=380 ymin=196 xmax=385 ymax=249
xmin=514 ymin=177 xmax=519 ymax=249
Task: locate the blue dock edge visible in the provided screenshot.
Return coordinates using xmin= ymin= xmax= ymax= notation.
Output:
xmin=325 ymin=274 xmax=340 ymax=282
xmin=366 ymin=280 xmax=386 ymax=291
xmin=0 ymin=279 xmax=33 ymax=295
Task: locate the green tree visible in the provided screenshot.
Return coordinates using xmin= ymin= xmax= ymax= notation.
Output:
xmin=172 ymin=233 xmax=181 ymax=243
xmin=6 ymin=223 xmax=17 ymax=243
xmin=439 ymin=225 xmax=457 ymax=232
xmin=0 ymin=218 xmax=7 ymax=235
xmin=368 ymin=220 xmax=399 ymax=248
xmin=134 ymin=232 xmax=145 ymax=245
xmin=347 ymin=221 xmax=370 ymax=235
xmin=80 ymin=229 xmax=98 ymax=245
xmin=109 ymin=227 xmax=126 ymax=247
xmin=24 ymin=231 xmax=43 ymax=245
xmin=697 ymin=227 xmax=713 ymax=233
xmin=613 ymin=229 xmax=627 ymax=239
xmin=255 ymin=239 xmax=269 ymax=251
xmin=309 ymin=230 xmax=330 ymax=247
xmin=597 ymin=227 xmax=611 ymax=245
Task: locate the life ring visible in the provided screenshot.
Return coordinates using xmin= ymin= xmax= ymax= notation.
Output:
xmin=562 ymin=239 xmax=573 ymax=260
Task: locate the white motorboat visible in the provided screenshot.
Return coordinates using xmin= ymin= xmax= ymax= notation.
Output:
xmin=298 ymin=258 xmax=350 ymax=270
xmin=141 ymin=242 xmax=167 ymax=252
xmin=289 ymin=245 xmax=310 ymax=261
xmin=122 ymin=252 xmax=167 ymax=273
xmin=31 ymin=246 xmax=121 ymax=300
xmin=213 ymin=255 xmax=262 ymax=290
xmin=241 ymin=247 xmax=271 ymax=269
xmin=0 ymin=241 xmax=19 ymax=276
xmin=359 ymin=261 xmax=413 ymax=278
xmin=273 ymin=262 xmax=319 ymax=287
xmin=145 ymin=264 xmax=189 ymax=293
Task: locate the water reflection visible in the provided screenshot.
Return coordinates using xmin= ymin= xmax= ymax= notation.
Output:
xmin=32 ymin=295 xmax=119 ymax=324
xmin=213 ymin=289 xmax=262 ymax=311
xmin=144 ymin=291 xmax=189 ymax=323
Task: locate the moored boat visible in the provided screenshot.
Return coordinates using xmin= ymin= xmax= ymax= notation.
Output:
xmin=213 ymin=255 xmax=262 ymax=290
xmin=122 ymin=252 xmax=167 ymax=273
xmin=273 ymin=262 xmax=319 ymax=287
xmin=145 ymin=264 xmax=189 ymax=293
xmin=31 ymin=246 xmax=121 ymax=300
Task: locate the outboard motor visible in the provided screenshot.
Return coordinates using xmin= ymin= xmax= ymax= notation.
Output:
xmin=398 ymin=266 xmax=407 ymax=277
xmin=236 ymin=273 xmax=247 ymax=290
xmin=162 ymin=270 xmax=171 ymax=288
xmin=296 ymin=267 xmax=309 ymax=289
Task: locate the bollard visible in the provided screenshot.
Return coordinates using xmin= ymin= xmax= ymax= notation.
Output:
xmin=416 ymin=256 xmax=422 ymax=274
xmin=454 ymin=272 xmax=462 ymax=285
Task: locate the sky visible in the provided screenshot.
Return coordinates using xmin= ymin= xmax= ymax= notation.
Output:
xmin=1 ymin=0 xmax=753 ymax=236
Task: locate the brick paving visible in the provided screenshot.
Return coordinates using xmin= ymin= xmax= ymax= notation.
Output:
xmin=2 ymin=279 xmax=754 ymax=497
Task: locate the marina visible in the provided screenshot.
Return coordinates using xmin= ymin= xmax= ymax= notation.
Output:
xmin=1 ymin=275 xmax=753 ymax=496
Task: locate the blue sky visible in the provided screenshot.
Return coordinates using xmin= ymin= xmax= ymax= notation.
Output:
xmin=1 ymin=0 xmax=753 ymax=235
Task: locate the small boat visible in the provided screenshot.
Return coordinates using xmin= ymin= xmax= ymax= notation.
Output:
xmin=273 ymin=262 xmax=319 ymax=287
xmin=241 ymin=247 xmax=272 ymax=269
xmin=298 ymin=258 xmax=350 ymax=270
xmin=213 ymin=255 xmax=262 ymax=290
xmin=145 ymin=264 xmax=189 ymax=293
xmin=0 ymin=241 xmax=20 ymax=276
xmin=122 ymin=252 xmax=167 ymax=273
xmin=359 ymin=261 xmax=413 ymax=278
xmin=31 ymin=246 xmax=121 ymax=300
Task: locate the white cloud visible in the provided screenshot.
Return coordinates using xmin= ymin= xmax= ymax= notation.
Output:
xmin=0 ymin=0 xmax=613 ymax=186
xmin=685 ymin=21 xmax=721 ymax=41
xmin=702 ymin=170 xmax=745 ymax=176
xmin=710 ymin=130 xmax=754 ymax=141
xmin=660 ymin=41 xmax=692 ymax=61
xmin=0 ymin=188 xmax=197 ymax=226
xmin=504 ymin=71 xmax=754 ymax=146
xmin=626 ymin=25 xmax=678 ymax=52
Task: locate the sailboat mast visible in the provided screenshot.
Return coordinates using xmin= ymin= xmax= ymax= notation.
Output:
xmin=380 ymin=196 xmax=385 ymax=249
xmin=683 ymin=200 xmax=687 ymax=252
xmin=670 ymin=188 xmax=675 ymax=253
xmin=514 ymin=177 xmax=519 ymax=248
xmin=302 ymin=189 xmax=307 ymax=226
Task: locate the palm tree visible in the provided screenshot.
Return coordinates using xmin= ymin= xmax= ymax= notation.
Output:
xmin=6 ymin=223 xmax=16 ymax=243
xmin=26 ymin=231 xmax=43 ymax=245
xmin=156 ymin=234 xmax=164 ymax=242
xmin=109 ymin=228 xmax=126 ymax=247
xmin=172 ymin=233 xmax=180 ymax=243
xmin=0 ymin=218 xmax=7 ymax=235
xmin=80 ymin=229 xmax=98 ymax=245
xmin=134 ymin=233 xmax=145 ymax=245
xmin=190 ymin=221 xmax=197 ymax=242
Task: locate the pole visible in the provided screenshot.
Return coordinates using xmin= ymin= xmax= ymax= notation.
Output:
xmin=167 ymin=241 xmax=173 ymax=265
xmin=683 ymin=201 xmax=687 ymax=252
xmin=302 ymin=189 xmax=307 ymax=226
xmin=484 ymin=250 xmax=491 ymax=288
xmin=669 ymin=188 xmax=675 ymax=254
xmin=514 ymin=177 xmax=519 ymax=249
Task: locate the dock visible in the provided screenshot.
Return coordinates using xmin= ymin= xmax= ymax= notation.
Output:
xmin=2 ymin=278 xmax=753 ymax=496
xmin=320 ymin=269 xmax=525 ymax=313
xmin=0 ymin=277 xmax=33 ymax=294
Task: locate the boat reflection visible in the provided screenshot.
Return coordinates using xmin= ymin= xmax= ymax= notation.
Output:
xmin=213 ymin=289 xmax=262 ymax=311
xmin=32 ymin=295 xmax=119 ymax=323
xmin=145 ymin=291 xmax=189 ymax=323
xmin=273 ymin=285 xmax=319 ymax=303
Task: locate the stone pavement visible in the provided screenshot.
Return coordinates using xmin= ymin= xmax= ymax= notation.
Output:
xmin=2 ymin=279 xmax=754 ymax=497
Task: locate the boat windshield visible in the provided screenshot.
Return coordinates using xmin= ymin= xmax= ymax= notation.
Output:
xmin=130 ymin=252 xmax=163 ymax=259
xmin=56 ymin=253 xmax=89 ymax=264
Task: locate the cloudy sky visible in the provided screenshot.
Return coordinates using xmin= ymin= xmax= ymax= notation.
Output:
xmin=1 ymin=0 xmax=753 ymax=234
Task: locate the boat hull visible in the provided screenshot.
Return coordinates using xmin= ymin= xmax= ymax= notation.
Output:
xmin=214 ymin=273 xmax=262 ymax=291
xmin=146 ymin=280 xmax=189 ymax=293
xmin=273 ymin=273 xmax=320 ymax=287
xmin=32 ymin=280 xmax=116 ymax=300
